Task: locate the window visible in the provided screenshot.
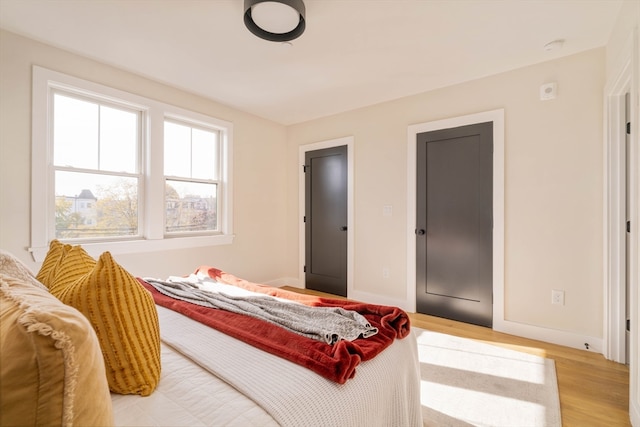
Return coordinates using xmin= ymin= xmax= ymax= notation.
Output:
xmin=164 ymin=120 xmax=219 ymax=234
xmin=53 ymin=92 xmax=142 ymax=240
xmin=31 ymin=67 xmax=234 ymax=261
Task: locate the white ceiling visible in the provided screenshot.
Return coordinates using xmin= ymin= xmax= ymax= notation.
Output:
xmin=0 ymin=0 xmax=623 ymax=125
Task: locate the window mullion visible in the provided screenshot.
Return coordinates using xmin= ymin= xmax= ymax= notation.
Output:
xmin=190 ymin=128 xmax=194 ymax=178
xmin=97 ymin=106 xmax=101 ymax=170
xmin=145 ymin=108 xmax=164 ymax=240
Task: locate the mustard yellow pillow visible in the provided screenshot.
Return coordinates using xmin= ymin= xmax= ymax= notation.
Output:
xmin=58 ymin=251 xmax=161 ymax=396
xmin=36 ymin=239 xmax=72 ymax=288
xmin=49 ymin=245 xmax=96 ymax=298
xmin=0 ymin=273 xmax=113 ymax=426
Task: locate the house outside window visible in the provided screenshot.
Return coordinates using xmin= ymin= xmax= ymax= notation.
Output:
xmin=30 ymin=66 xmax=234 ymax=261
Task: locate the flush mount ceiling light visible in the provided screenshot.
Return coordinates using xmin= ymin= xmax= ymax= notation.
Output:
xmin=244 ymin=0 xmax=306 ymax=42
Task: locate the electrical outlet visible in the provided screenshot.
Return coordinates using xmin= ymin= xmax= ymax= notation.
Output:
xmin=382 ymin=267 xmax=390 ymax=279
xmin=551 ymin=289 xmax=565 ymax=305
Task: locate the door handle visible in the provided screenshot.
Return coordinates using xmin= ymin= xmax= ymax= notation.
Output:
xmin=416 ymin=229 xmax=426 ymax=236
xmin=340 ymin=226 xmax=348 ymax=231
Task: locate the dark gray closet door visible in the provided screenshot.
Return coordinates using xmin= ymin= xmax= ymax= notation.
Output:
xmin=416 ymin=121 xmax=493 ymax=327
xmin=305 ymin=145 xmax=348 ymax=297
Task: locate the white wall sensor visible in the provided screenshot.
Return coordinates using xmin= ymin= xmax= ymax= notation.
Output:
xmin=540 ymin=82 xmax=557 ymax=101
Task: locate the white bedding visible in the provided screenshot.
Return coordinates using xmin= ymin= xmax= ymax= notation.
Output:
xmin=112 ymin=305 xmax=422 ymax=427
xmin=111 ymin=342 xmax=277 ymax=426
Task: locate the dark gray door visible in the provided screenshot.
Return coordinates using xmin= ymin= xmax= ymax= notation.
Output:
xmin=305 ymin=145 xmax=348 ymax=297
xmin=416 ymin=122 xmax=493 ymax=327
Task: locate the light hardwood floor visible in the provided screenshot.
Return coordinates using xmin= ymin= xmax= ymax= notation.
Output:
xmin=283 ymin=286 xmax=631 ymax=427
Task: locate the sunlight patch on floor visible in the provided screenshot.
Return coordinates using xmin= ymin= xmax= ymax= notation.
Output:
xmin=414 ymin=329 xmax=548 ymax=384
xmin=415 ymin=328 xmax=560 ymax=426
xmin=421 ymin=380 xmax=548 ymax=426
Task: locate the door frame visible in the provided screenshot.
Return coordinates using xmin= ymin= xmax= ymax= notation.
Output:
xmin=603 ymin=40 xmax=633 ymax=364
xmin=298 ymin=136 xmax=354 ymax=296
xmin=407 ymin=109 xmax=505 ymax=325
xmin=603 ymin=27 xmax=639 ymax=426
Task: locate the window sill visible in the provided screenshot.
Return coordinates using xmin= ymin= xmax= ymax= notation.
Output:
xmin=29 ymin=234 xmax=235 ymax=263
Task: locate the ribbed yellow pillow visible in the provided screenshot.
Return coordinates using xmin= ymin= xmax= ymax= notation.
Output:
xmin=36 ymin=239 xmax=71 ymax=288
xmin=58 ymin=251 xmax=161 ymax=396
xmin=49 ymin=245 xmax=96 ymax=298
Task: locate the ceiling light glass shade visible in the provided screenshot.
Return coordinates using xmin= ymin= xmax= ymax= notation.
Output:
xmin=244 ymin=0 xmax=306 ymax=42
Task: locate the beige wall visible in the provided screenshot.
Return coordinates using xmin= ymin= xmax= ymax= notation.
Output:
xmin=0 ymin=30 xmax=289 ymax=283
xmin=286 ymin=48 xmax=605 ymax=338
xmin=0 ymin=28 xmax=609 ymax=341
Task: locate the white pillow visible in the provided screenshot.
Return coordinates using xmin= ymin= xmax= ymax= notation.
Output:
xmin=0 ymin=250 xmax=47 ymax=291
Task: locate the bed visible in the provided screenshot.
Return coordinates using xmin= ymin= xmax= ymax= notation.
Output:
xmin=0 ymin=243 xmax=423 ymax=427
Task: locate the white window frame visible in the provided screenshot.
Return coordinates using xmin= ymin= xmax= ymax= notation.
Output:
xmin=163 ymin=116 xmax=222 ymax=236
xmin=51 ymin=89 xmax=145 ymax=242
xmin=30 ymin=66 xmax=234 ymax=262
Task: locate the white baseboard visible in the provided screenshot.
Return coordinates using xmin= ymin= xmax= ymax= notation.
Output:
xmin=631 ymin=394 xmax=639 ymax=427
xmin=261 ymin=277 xmax=300 ymax=288
xmin=348 ymin=290 xmax=412 ymax=312
xmin=494 ymin=318 xmax=603 ymax=354
xmin=355 ymin=289 xmax=604 ymax=354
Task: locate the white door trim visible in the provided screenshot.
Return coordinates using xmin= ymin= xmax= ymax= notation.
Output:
xmin=298 ymin=136 xmax=354 ymax=297
xmin=406 ymin=109 xmax=505 ymax=323
xmin=603 ymin=27 xmax=639 ymax=427
xmin=603 ymin=48 xmax=632 ymax=364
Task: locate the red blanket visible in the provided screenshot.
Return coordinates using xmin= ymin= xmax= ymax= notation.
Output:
xmin=139 ymin=265 xmax=410 ymax=384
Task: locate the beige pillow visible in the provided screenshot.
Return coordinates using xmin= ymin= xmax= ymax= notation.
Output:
xmin=0 ymin=273 xmax=113 ymax=427
xmin=36 ymin=239 xmax=72 ymax=288
xmin=58 ymin=251 xmax=161 ymax=396
xmin=49 ymin=245 xmax=96 ymax=298
xmin=0 ymin=249 xmax=47 ymax=291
